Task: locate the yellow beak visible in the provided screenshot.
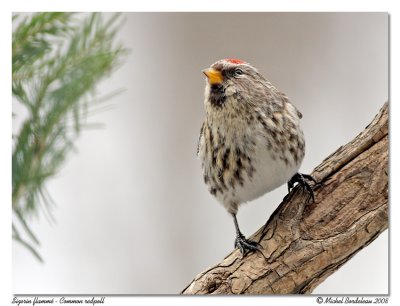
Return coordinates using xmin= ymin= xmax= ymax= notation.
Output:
xmin=202 ymin=68 xmax=223 ymax=85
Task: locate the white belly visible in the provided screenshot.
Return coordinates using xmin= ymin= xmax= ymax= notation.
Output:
xmin=216 ymin=136 xmax=301 ymax=213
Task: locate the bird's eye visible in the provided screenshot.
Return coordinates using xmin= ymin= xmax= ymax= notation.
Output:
xmin=234 ymin=69 xmax=243 ymax=77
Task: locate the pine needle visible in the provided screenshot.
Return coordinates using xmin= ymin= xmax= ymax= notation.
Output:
xmin=12 ymin=12 xmax=127 ymax=261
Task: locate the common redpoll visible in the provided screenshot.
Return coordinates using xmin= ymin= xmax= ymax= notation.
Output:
xmin=197 ymin=59 xmax=315 ymax=255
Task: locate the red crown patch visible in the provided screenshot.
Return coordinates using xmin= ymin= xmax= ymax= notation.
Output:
xmin=224 ymin=58 xmax=246 ymax=64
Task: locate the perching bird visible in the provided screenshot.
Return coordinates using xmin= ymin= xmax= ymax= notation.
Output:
xmin=197 ymin=59 xmax=315 ymax=255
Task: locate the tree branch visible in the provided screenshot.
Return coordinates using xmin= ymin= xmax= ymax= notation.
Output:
xmin=182 ymin=102 xmax=388 ymax=294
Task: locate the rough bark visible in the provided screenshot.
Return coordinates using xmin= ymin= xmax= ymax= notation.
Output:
xmin=182 ymin=102 xmax=388 ymax=295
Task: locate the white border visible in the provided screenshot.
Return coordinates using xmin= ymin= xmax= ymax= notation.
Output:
xmin=1 ymin=1 xmax=398 ymax=306
xmin=3 ymin=0 xmax=396 ymax=12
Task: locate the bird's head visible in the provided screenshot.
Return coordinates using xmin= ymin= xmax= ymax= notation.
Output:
xmin=202 ymin=59 xmax=268 ymax=115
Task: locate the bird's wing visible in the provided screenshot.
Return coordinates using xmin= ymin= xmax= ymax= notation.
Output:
xmin=293 ymin=105 xmax=303 ymax=119
xmin=278 ymin=91 xmax=303 ymax=119
xmin=197 ymin=121 xmax=205 ymax=157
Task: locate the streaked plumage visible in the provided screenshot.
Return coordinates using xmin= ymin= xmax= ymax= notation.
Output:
xmin=197 ymin=59 xmax=314 ymax=255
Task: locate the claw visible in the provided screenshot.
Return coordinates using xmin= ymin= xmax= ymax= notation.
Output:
xmin=234 ymin=234 xmax=261 ymax=256
xmin=300 ymin=173 xmax=318 ymax=184
xmin=232 ymin=213 xmax=262 ymax=257
xmin=287 ymin=172 xmax=316 ymax=203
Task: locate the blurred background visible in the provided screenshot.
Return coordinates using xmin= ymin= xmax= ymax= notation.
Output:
xmin=12 ymin=12 xmax=388 ymax=294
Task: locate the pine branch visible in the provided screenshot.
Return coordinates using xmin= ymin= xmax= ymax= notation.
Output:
xmin=12 ymin=12 xmax=127 ymax=261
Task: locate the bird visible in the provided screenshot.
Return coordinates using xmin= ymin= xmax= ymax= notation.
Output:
xmin=197 ymin=58 xmax=315 ymax=256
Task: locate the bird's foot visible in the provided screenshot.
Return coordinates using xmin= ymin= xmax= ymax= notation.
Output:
xmin=234 ymin=234 xmax=261 ymax=256
xmin=287 ymin=172 xmax=317 ymax=203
